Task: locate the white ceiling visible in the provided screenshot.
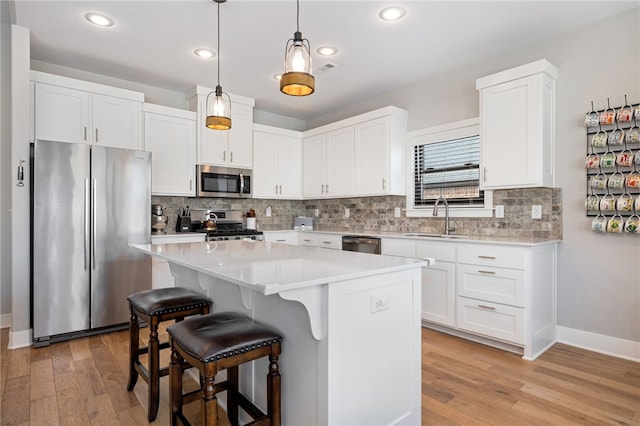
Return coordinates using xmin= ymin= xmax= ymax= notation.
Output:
xmin=12 ymin=1 xmax=639 ymax=120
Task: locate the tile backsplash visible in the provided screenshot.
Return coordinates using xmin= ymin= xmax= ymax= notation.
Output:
xmin=153 ymin=187 xmax=562 ymax=240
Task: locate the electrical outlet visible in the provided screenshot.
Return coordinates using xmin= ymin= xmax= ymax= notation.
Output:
xmin=344 ymin=208 xmax=350 ymax=218
xmin=532 ymin=205 xmax=542 ymax=219
xmin=495 ymin=205 xmax=504 ymax=218
xmin=394 ymin=207 xmax=401 ymax=218
xmin=314 ymin=209 xmax=320 ymax=217
xmin=370 ymin=293 xmax=389 ymax=313
xmin=265 ymin=206 xmax=271 ymax=217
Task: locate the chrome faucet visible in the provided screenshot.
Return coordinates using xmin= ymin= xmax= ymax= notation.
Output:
xmin=433 ymin=196 xmax=452 ymax=235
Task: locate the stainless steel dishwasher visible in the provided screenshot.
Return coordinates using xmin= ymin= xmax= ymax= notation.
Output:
xmin=341 ymin=235 xmax=382 ymax=254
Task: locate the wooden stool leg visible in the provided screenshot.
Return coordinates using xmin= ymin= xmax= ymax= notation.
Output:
xmin=227 ymin=366 xmax=239 ymax=426
xmin=170 ymin=348 xmax=183 ymax=426
xmin=268 ymin=353 xmax=282 ymax=426
xmin=127 ymin=311 xmax=139 ymax=391
xmin=148 ymin=320 xmax=160 ymax=422
xmin=202 ymin=375 xmax=218 ymax=426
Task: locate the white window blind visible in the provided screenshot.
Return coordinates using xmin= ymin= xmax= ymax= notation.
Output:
xmin=413 ymin=134 xmax=483 ymax=206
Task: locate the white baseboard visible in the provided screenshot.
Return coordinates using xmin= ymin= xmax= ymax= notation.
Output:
xmin=8 ymin=328 xmax=32 ymax=349
xmin=556 ymin=326 xmax=639 ymax=363
xmin=0 ymin=313 xmax=11 ymax=329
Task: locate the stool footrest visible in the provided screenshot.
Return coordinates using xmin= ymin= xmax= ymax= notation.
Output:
xmin=237 ymin=392 xmax=268 ymax=423
xmin=138 ymin=341 xmax=170 ymax=356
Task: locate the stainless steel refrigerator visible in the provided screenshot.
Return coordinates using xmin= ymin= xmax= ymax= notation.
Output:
xmin=32 ymin=139 xmax=151 ymax=345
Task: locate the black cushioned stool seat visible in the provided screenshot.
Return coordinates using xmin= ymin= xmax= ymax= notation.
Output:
xmin=127 ymin=287 xmax=212 ymax=422
xmin=167 ymin=312 xmax=282 ymax=426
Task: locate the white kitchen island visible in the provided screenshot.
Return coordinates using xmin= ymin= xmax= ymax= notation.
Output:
xmin=132 ymin=240 xmax=433 ymax=426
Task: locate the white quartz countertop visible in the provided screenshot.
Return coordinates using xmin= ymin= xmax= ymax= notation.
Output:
xmin=268 ymin=229 xmax=560 ymax=246
xmin=132 ymin=240 xmax=433 ymax=295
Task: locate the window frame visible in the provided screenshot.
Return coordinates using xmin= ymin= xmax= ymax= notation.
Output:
xmin=406 ymin=117 xmax=494 ymax=218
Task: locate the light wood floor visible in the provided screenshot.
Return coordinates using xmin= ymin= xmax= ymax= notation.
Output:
xmin=1 ymin=326 xmax=639 ymax=425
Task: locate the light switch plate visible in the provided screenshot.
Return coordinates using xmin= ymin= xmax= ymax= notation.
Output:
xmin=266 ymin=206 xmax=272 ymax=217
xmin=495 ymin=205 xmax=504 ymax=218
xmin=370 ymin=293 xmax=389 ymax=313
xmin=394 ymin=207 xmax=401 ymax=218
xmin=344 ymin=208 xmax=350 ymax=218
xmin=314 ymin=209 xmax=320 ymax=217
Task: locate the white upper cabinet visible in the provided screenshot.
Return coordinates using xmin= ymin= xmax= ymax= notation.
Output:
xmin=31 ymin=71 xmax=143 ymax=150
xmin=476 ymin=60 xmax=557 ymax=189
xmin=253 ymin=125 xmax=302 ymax=199
xmin=302 ymin=106 xmax=407 ymax=199
xmin=326 ymin=127 xmax=355 ymax=197
xmin=302 ymin=133 xmax=327 ymax=198
xmin=187 ymin=85 xmax=254 ymax=169
xmin=143 ymin=103 xmax=196 ymax=196
xmin=354 ymin=113 xmax=407 ymax=196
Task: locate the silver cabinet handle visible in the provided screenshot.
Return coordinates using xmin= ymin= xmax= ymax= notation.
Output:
xmin=382 ymin=178 xmax=386 ymax=190
xmin=239 ymin=173 xmax=245 ymax=195
xmin=478 ymin=255 xmax=496 ymax=259
xmin=279 ymin=185 xmax=282 ymax=194
xmin=303 ymin=239 xmax=311 ymax=242
xmin=95 ymin=128 xmax=99 ymax=143
xmin=230 ymin=151 xmax=233 ymax=163
xmin=84 ymin=127 xmax=87 ymax=142
xmin=190 ymin=179 xmax=192 ymax=191
xmin=326 ymin=184 xmax=329 ymax=194
xmin=275 ymin=185 xmax=279 ymax=194
xmin=276 ymin=239 xmax=286 ymax=242
xmin=321 ymin=241 xmax=331 ymax=245
xmin=223 ymin=151 xmax=226 ymax=162
xmin=483 ymin=167 xmax=488 ymax=182
xmin=478 ymin=270 xmax=496 ymax=275
xmin=478 ymin=304 xmax=496 ymax=310
xmin=321 ymin=184 xmax=325 ymax=194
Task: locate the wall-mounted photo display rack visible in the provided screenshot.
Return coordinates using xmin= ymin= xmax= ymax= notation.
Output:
xmin=584 ymin=96 xmax=640 ymax=234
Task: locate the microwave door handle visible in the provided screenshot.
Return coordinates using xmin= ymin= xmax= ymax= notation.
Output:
xmin=239 ymin=173 xmax=244 ymax=195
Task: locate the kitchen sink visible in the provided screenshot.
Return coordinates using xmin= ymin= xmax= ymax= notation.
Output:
xmin=400 ymin=233 xmax=467 ymax=239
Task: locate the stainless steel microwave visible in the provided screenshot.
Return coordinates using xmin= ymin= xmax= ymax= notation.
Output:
xmin=196 ymin=165 xmax=252 ymax=198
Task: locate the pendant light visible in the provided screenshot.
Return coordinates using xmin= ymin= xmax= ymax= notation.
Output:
xmin=206 ymin=0 xmax=231 ymax=130
xmin=280 ymin=0 xmax=315 ymax=96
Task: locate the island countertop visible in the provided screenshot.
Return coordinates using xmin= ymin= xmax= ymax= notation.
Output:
xmin=132 ymin=240 xmax=433 ymax=296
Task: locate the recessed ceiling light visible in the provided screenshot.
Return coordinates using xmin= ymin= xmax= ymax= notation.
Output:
xmin=317 ymin=46 xmax=338 ymax=56
xmin=378 ymin=6 xmax=406 ymax=22
xmin=194 ymin=48 xmax=216 ymax=59
xmin=84 ymin=12 xmax=114 ymax=27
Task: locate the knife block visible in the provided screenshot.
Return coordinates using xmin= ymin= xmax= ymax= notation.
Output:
xmin=176 ymin=216 xmax=191 ymax=232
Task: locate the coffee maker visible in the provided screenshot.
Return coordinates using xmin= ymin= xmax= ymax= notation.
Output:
xmin=151 ymin=204 xmax=168 ymax=233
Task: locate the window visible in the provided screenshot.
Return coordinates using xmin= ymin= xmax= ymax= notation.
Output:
xmin=406 ymin=118 xmax=493 ymax=218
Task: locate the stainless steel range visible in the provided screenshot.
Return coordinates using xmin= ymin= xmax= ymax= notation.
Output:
xmin=189 ymin=210 xmax=263 ymax=241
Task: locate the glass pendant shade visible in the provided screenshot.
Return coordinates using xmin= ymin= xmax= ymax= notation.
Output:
xmin=206 ymin=85 xmax=231 ymax=130
xmin=281 ymin=31 xmax=315 ymax=96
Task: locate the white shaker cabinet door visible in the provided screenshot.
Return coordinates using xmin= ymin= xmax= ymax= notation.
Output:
xmin=34 ymin=83 xmax=90 ymax=144
xmin=326 ymin=127 xmax=355 ymax=197
xmin=144 ymin=107 xmax=196 ymax=196
xmin=302 ymin=134 xmax=327 ymax=198
xmin=227 ymin=103 xmax=253 ymax=168
xmin=253 ymin=131 xmax=279 ymax=197
xmin=92 ymin=94 xmax=142 ymax=150
xmin=277 ymin=135 xmax=302 ymax=198
xmin=355 ymin=117 xmax=388 ymax=195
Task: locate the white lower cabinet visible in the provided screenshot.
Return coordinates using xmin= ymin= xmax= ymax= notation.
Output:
xmin=382 ymin=236 xmax=557 ymax=360
xmin=316 ymin=233 xmax=342 ymax=250
xmin=416 ymin=241 xmax=456 ymax=328
xmin=299 ymin=233 xmax=319 ymax=247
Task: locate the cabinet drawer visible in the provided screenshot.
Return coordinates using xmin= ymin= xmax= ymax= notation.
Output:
xmin=316 ymin=234 xmax=342 ymax=250
xmin=457 ymin=264 xmax=525 ymax=307
xmin=458 ymin=245 xmax=526 ymax=269
xmin=299 ymin=233 xmax=319 ymax=246
xmin=415 ymin=240 xmax=456 ymax=262
xmin=456 ymin=297 xmax=524 ymax=345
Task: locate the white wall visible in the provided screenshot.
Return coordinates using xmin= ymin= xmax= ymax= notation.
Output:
xmin=310 ymin=8 xmax=640 ymax=345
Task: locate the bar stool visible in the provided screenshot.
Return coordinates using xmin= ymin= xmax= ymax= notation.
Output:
xmin=127 ymin=287 xmax=213 ymax=422
xmin=167 ymin=312 xmax=282 ymax=426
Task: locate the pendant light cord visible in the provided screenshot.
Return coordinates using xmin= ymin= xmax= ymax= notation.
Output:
xmin=217 ymin=1 xmax=221 ymax=87
xmin=296 ymin=0 xmax=300 ymax=32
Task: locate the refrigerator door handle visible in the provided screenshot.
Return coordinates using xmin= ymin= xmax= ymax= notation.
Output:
xmin=92 ymin=178 xmax=97 ymax=269
xmin=84 ymin=178 xmax=90 ymax=270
